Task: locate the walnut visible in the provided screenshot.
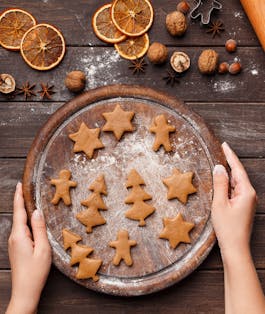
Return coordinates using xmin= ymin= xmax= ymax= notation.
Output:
xmin=147 ymin=42 xmax=168 ymax=64
xmin=198 ymin=49 xmax=219 ymax=74
xmin=0 ymin=74 xmax=16 ymax=94
xmin=170 ymin=51 xmax=190 ymax=73
xmin=166 ymin=11 xmax=187 ymax=36
xmin=65 ymin=71 xmax=86 ymax=93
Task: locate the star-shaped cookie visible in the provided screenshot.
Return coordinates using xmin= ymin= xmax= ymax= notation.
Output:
xmin=159 ymin=213 xmax=195 ymax=249
xmin=102 ymin=104 xmax=135 ymax=140
xmin=69 ymin=122 xmax=104 ymax=158
xmin=149 ymin=114 xmax=176 ymax=152
xmin=163 ymin=168 xmax=197 ymax=204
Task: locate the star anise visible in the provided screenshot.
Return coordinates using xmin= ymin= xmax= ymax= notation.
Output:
xmin=128 ymin=58 xmax=147 ymax=75
xmin=38 ymin=82 xmax=56 ymax=100
xmin=206 ymin=20 xmax=225 ymax=38
xmin=162 ymin=70 xmax=181 ymax=87
xmin=16 ymin=82 xmax=36 ymax=100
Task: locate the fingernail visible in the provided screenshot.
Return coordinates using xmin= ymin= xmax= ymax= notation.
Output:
xmin=16 ymin=181 xmax=22 ymax=189
xmin=213 ymin=164 xmax=228 ymax=178
xmin=222 ymin=142 xmax=231 ymax=151
xmin=32 ymin=209 xmax=43 ymax=220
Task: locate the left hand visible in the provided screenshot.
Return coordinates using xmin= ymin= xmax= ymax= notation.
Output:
xmin=6 ymin=182 xmax=52 ymax=314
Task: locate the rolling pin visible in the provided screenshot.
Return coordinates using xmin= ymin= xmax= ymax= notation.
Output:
xmin=240 ymin=0 xmax=265 ymax=51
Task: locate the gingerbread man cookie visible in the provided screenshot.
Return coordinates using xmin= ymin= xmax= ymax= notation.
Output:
xmin=125 ymin=169 xmax=155 ymax=226
xmin=149 ymin=114 xmax=176 ymax=152
xmin=109 ymin=230 xmax=137 ymax=266
xmin=62 ymin=229 xmax=102 ymax=281
xmin=50 ymin=169 xmax=77 ymax=206
xmin=102 ymin=104 xmax=135 ymax=140
xmin=159 ymin=213 xmax=195 ymax=249
xmin=69 ymin=122 xmax=104 ymax=159
xmin=163 ymin=168 xmax=197 ymax=204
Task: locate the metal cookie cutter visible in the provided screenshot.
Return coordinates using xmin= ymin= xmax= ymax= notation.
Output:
xmin=190 ymin=0 xmax=222 ymax=25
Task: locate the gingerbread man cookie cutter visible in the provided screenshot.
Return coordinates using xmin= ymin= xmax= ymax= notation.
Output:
xmin=190 ymin=0 xmax=222 ymax=25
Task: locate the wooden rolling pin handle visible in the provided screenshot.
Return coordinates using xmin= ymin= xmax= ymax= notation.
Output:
xmin=240 ymin=0 xmax=265 ymax=51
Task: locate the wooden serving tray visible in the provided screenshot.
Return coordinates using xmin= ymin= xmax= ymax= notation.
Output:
xmin=23 ymin=85 xmax=225 ymax=296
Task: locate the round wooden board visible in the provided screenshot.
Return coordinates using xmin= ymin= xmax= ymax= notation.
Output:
xmin=23 ymin=85 xmax=226 ymax=296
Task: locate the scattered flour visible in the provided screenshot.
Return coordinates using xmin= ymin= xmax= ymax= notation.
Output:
xmin=213 ymin=80 xmax=236 ymax=92
xmin=234 ymin=11 xmax=243 ymax=18
xmin=251 ymin=69 xmax=259 ymax=76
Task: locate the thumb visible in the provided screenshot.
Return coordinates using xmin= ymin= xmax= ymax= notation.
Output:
xmin=212 ymin=164 xmax=229 ymax=208
xmin=31 ymin=209 xmax=50 ymax=251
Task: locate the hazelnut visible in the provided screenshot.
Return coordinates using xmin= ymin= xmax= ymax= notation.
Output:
xmin=166 ymin=11 xmax=187 ymax=37
xmin=147 ymin=42 xmax=168 ymax=64
xmin=177 ymin=1 xmax=190 ymax=14
xmin=65 ymin=70 xmax=86 ymax=93
xmin=218 ymin=62 xmax=229 ymax=74
xmin=170 ymin=51 xmax=190 ymax=73
xmin=198 ymin=49 xmax=219 ymax=75
xmin=0 ymin=74 xmax=16 ymax=94
xmin=229 ymin=62 xmax=242 ymax=75
xmin=225 ymin=39 xmax=237 ymax=53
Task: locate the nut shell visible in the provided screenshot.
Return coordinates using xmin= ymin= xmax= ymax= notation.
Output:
xmin=218 ymin=62 xmax=229 ymax=74
xmin=65 ymin=71 xmax=86 ymax=93
xmin=147 ymin=42 xmax=168 ymax=64
xmin=177 ymin=1 xmax=190 ymax=14
xmin=198 ymin=49 xmax=219 ymax=74
xmin=0 ymin=74 xmax=16 ymax=94
xmin=166 ymin=11 xmax=187 ymax=36
xmin=170 ymin=51 xmax=190 ymax=73
xmin=229 ymin=62 xmax=241 ymax=75
xmin=225 ymin=39 xmax=237 ymax=53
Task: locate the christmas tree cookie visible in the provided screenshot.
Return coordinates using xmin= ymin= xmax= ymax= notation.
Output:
xmin=125 ymin=169 xmax=155 ymax=226
xmin=102 ymin=104 xmax=135 ymax=140
xmin=109 ymin=230 xmax=137 ymax=266
xmin=149 ymin=114 xmax=176 ymax=152
xmin=159 ymin=213 xmax=195 ymax=249
xmin=50 ymin=169 xmax=77 ymax=205
xmin=69 ymin=122 xmax=104 ymax=159
xmin=163 ymin=168 xmax=197 ymax=204
xmin=76 ymin=174 xmax=108 ymax=233
xmin=62 ymin=229 xmax=102 ymax=281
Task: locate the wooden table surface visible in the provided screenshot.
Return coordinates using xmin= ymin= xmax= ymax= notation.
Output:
xmin=0 ymin=0 xmax=265 ymax=313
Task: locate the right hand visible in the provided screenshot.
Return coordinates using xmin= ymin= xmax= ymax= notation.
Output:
xmin=211 ymin=142 xmax=257 ymax=259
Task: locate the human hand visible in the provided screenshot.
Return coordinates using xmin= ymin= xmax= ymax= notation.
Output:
xmin=212 ymin=142 xmax=257 ymax=261
xmin=6 ymin=182 xmax=52 ymax=314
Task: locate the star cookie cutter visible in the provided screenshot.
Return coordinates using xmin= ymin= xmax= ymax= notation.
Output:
xmin=190 ymin=0 xmax=222 ymax=25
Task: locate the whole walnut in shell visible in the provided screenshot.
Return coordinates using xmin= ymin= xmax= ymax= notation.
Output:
xmin=65 ymin=71 xmax=86 ymax=93
xmin=147 ymin=42 xmax=168 ymax=64
xmin=198 ymin=49 xmax=219 ymax=74
xmin=166 ymin=11 xmax=187 ymax=37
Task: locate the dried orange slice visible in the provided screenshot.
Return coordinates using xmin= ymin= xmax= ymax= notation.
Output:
xmin=111 ymin=0 xmax=154 ymax=37
xmin=20 ymin=23 xmax=66 ymax=71
xmin=0 ymin=8 xmax=36 ymax=51
xmin=114 ymin=33 xmax=149 ymax=60
xmin=92 ymin=3 xmax=126 ymax=44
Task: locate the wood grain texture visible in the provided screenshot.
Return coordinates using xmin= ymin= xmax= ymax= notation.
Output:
xmin=1 ymin=268 xmax=265 ymax=313
xmin=1 ymin=102 xmax=265 ymax=158
xmin=0 ymin=47 xmax=264 ymax=103
xmin=0 ymin=0 xmax=260 ymax=47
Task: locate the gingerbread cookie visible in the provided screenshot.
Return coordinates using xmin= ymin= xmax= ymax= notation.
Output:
xmin=109 ymin=230 xmax=137 ymax=266
xmin=76 ymin=175 xmax=108 ymax=233
xmin=62 ymin=229 xmax=102 ymax=281
xmin=149 ymin=114 xmax=176 ymax=152
xmin=163 ymin=168 xmax=197 ymax=204
xmin=102 ymin=104 xmax=135 ymax=140
xmin=69 ymin=122 xmax=104 ymax=159
xmin=125 ymin=169 xmax=155 ymax=226
xmin=50 ymin=169 xmax=77 ymax=206
xmin=159 ymin=213 xmax=195 ymax=249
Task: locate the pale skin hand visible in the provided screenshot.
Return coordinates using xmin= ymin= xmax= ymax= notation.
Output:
xmin=6 ymin=182 xmax=52 ymax=314
xmin=212 ymin=142 xmax=265 ymax=314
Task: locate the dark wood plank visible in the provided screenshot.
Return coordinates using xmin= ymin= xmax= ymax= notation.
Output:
xmin=0 ymin=47 xmax=264 ymax=103
xmin=1 ymin=102 xmax=265 ymax=158
xmin=1 ymin=268 xmax=265 ymax=314
xmin=1 ymin=158 xmax=264 ymax=214
xmin=1 ymin=213 xmax=265 ymax=270
xmin=0 ymin=0 xmax=260 ymax=47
